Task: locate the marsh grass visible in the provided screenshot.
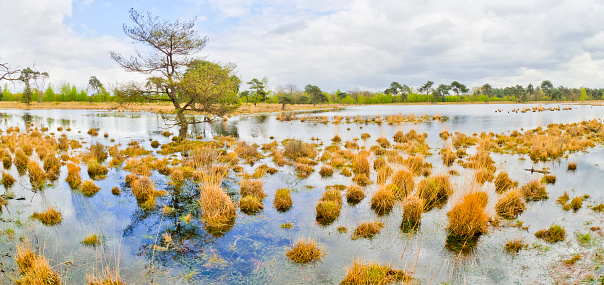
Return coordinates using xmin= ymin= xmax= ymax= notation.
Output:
xmin=200 ymin=184 xmax=236 ymax=235
xmin=81 ymin=180 xmax=101 ymax=197
xmin=567 ymin=161 xmax=577 ymax=171
xmin=494 ymin=172 xmax=517 ymax=193
xmin=66 ymin=163 xmax=82 ymax=189
xmin=496 ymin=189 xmax=526 ymax=219
xmin=319 ymin=165 xmax=334 ymax=177
xmin=2 ymin=171 xmax=15 ymax=188
xmin=239 ymin=195 xmax=264 ymax=214
xmin=352 ymin=221 xmax=384 ymax=240
xmin=521 ymin=179 xmax=548 ymax=201
xmin=417 ymin=174 xmax=453 ymax=210
xmin=316 ymin=190 xmax=342 ymax=225
xmin=371 ymin=186 xmax=395 ymax=215
xmin=31 ymin=207 xmax=62 ymax=226
xmin=401 ymin=195 xmax=423 ymax=228
xmin=541 ymin=174 xmax=557 ymax=184
xmin=27 ymin=160 xmax=46 ymax=189
xmin=285 ymin=237 xmax=324 ymax=264
xmin=505 ymin=238 xmax=527 ymax=254
xmin=88 ymin=160 xmax=109 ymax=180
xmin=274 ymin=188 xmax=292 ymax=212
xmin=390 ymin=170 xmax=414 ymax=199
xmin=341 ymin=259 xmax=411 ymax=285
xmin=131 ymin=176 xmax=166 ymax=210
xmin=447 ymin=191 xmax=489 ymax=239
xmin=239 ymin=179 xmax=266 ymax=200
xmin=346 ymin=185 xmax=365 ymax=205
xmin=535 ymin=224 xmax=566 ymax=243
xmin=81 ymin=234 xmax=102 ymax=247
xmin=14 ymin=244 xmax=61 ymax=285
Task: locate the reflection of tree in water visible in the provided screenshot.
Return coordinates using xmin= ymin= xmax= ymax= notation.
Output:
xmin=122 ymin=181 xmax=218 ymax=267
xmin=188 ymin=118 xmax=239 ymax=138
xmin=22 ymin=113 xmax=33 ymax=126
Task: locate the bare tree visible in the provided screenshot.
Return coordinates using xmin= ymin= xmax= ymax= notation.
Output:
xmin=0 ymin=59 xmax=20 ymax=82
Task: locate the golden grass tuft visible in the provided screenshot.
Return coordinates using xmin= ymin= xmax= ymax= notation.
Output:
xmin=417 ymin=174 xmax=453 ymax=210
xmin=31 ymin=207 xmax=62 ymax=226
xmin=541 ymin=174 xmax=556 ymax=184
xmin=505 ymin=238 xmax=527 ymax=254
xmin=376 ymin=166 xmax=392 ymax=185
xmin=151 ymin=140 xmax=160 ymax=148
xmin=521 ymin=179 xmax=548 ymax=201
xmin=2 ymin=171 xmax=15 ymax=188
xmin=346 ymin=185 xmax=365 ymax=205
xmin=283 ymin=139 xmax=316 ymax=159
xmin=81 ymin=180 xmax=101 ymax=197
xmin=567 ymin=161 xmax=577 ymax=171
xmin=474 ymin=168 xmax=494 ymax=184
xmin=352 ymin=221 xmax=384 ymax=240
xmin=239 ymin=179 xmax=266 ymax=200
xmin=87 ymin=160 xmax=109 ymax=179
xmin=111 ymin=187 xmax=121 ymax=195
xmin=535 ymin=224 xmax=566 ymax=243
xmin=319 ymin=165 xmax=334 ymax=177
xmin=239 ymin=195 xmax=264 ymax=214
xmin=87 ymin=128 xmax=99 ymax=136
xmin=131 ymin=176 xmax=165 ymax=210
xmin=402 ymin=195 xmax=424 ymax=226
xmin=285 ymin=237 xmax=324 ymax=264
xmin=66 ymin=163 xmax=82 ymax=189
xmin=274 ymin=188 xmax=292 ymax=212
xmin=341 ymin=259 xmax=411 ymax=285
xmin=199 ymin=184 xmax=236 ymax=234
xmin=494 ymin=172 xmax=517 ymax=193
xmin=316 ymin=190 xmax=342 ymax=225
xmin=390 ymin=170 xmax=414 ymax=199
xmin=15 ymin=244 xmax=61 ymax=285
xmin=14 ymin=148 xmax=29 ymax=171
xmin=81 ymin=234 xmax=102 ymax=246
xmin=371 ymin=186 xmax=395 ymax=215
xmin=495 ymin=189 xmax=526 ymax=219
xmin=27 ymin=160 xmax=46 ymax=188
xmin=352 ymin=154 xmax=370 ymax=177
xmin=447 ymin=191 xmax=489 ymax=238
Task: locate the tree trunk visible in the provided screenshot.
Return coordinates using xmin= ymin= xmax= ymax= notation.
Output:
xmin=176 ymin=110 xmax=188 ymax=139
xmin=282 ymin=103 xmax=285 ymax=110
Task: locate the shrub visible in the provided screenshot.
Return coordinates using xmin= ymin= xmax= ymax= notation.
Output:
xmin=81 ymin=180 xmax=100 ymax=197
xmin=346 ymin=185 xmax=365 ymax=205
xmin=447 ymin=191 xmax=489 ymax=238
xmin=285 ymin=237 xmax=324 ymax=264
xmin=274 ymin=188 xmax=292 ymax=212
xmin=341 ymin=259 xmax=411 ymax=285
xmin=371 ymin=186 xmax=395 ymax=215
xmin=417 ymin=174 xmax=453 ymax=210
xmin=239 ymin=195 xmax=264 ymax=214
xmin=535 ymin=225 xmax=566 ymax=243
xmin=352 ymin=221 xmax=384 ymax=240
xmin=31 ymin=207 xmax=62 ymax=226
xmin=239 ymin=179 xmax=265 ymax=200
xmin=496 ymin=189 xmax=526 ymax=219
xmin=521 ymin=179 xmax=548 ymax=201
xmin=390 ymin=170 xmax=414 ymax=199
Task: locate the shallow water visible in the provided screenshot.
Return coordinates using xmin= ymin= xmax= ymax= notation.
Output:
xmin=0 ymin=103 xmax=603 ymax=284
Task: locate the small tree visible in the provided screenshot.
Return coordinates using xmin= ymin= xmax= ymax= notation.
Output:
xmin=111 ymin=9 xmax=238 ymax=138
xmin=305 ymin=84 xmax=327 ymax=105
xmin=450 ymin=81 xmax=468 ymax=102
xmin=419 ymin=81 xmax=434 ymax=102
xmin=19 ymin=67 xmax=48 ymax=105
xmin=247 ymin=78 xmax=267 ymax=106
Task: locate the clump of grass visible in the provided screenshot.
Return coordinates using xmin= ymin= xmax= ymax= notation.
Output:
xmin=557 ymin=191 xmax=570 ymax=205
xmin=295 ymin=163 xmax=314 ymax=179
xmin=319 ymin=165 xmax=334 ymax=177
xmin=274 ymin=188 xmax=292 ymax=212
xmin=496 ymin=189 xmax=526 ymax=219
xmin=81 ymin=234 xmax=102 ymax=246
xmin=199 ymin=185 xmax=236 ymax=235
xmin=402 ymin=195 xmax=424 ymax=228
xmin=352 ymin=154 xmax=370 ymax=177
xmin=521 ymin=179 xmax=548 ymax=201
xmin=567 ymin=161 xmax=577 ymax=171
xmin=332 ymin=135 xmax=341 ymax=142
xmin=27 ymin=160 xmax=46 ymax=188
xmin=494 ymin=172 xmax=517 ymax=193
xmin=66 ymin=163 xmax=82 ymax=189
xmin=285 ymin=237 xmax=324 ymax=264
xmin=371 ymin=186 xmax=395 ymax=215
xmin=31 ymin=207 xmax=62 ymax=226
xmin=87 ymin=160 xmax=108 ymax=179
xmin=541 ymin=174 xmax=556 ymax=184
xmin=352 ymin=221 xmax=384 ymax=240
xmin=346 ymin=185 xmax=365 ymax=205
xmin=352 ymin=173 xmax=372 ymax=186
xmin=151 ymin=140 xmax=160 ymax=148
xmin=239 ymin=195 xmax=264 ymax=214
xmin=390 ymin=170 xmax=414 ymax=199
xmin=341 ymin=259 xmax=411 ymax=285
xmin=564 ymin=254 xmax=581 ymax=265
xmin=43 ymin=154 xmax=60 ymax=180
xmin=316 ymin=190 xmax=342 ymax=225
xmin=441 ymin=148 xmax=457 ymax=166
xmin=2 ymin=171 xmax=15 ymax=188
xmin=89 ymin=142 xmax=108 ymax=161
xmin=14 ymin=244 xmax=61 ymax=285
xmin=417 ymin=174 xmax=453 ymax=210
xmin=87 ymin=128 xmax=98 ymax=136
xmin=240 ymin=179 xmax=266 ymax=200
xmin=360 ymin=133 xmax=370 ymax=140
xmin=111 ymin=187 xmax=121 ymax=195
xmin=281 ymin=222 xmax=293 ymax=229
xmin=283 ymin=139 xmax=316 ymax=159
xmin=535 ymin=224 xmax=566 ymax=243
xmin=562 ymin=196 xmax=583 ymax=212
xmin=474 ymin=168 xmax=494 ymax=184
xmin=131 ymin=176 xmax=165 ymax=210
xmin=376 ymin=137 xmax=390 ymax=148
xmin=505 ymin=238 xmax=527 ymax=254
xmin=81 ymin=180 xmax=100 ymax=197
xmin=376 ymin=166 xmax=392 ymax=185
xmin=447 ymin=191 xmax=489 ymax=238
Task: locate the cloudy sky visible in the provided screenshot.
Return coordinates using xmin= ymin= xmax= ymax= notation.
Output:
xmin=1 ymin=0 xmax=604 ymax=93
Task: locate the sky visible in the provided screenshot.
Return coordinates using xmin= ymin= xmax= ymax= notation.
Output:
xmin=1 ymin=0 xmax=604 ymax=93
